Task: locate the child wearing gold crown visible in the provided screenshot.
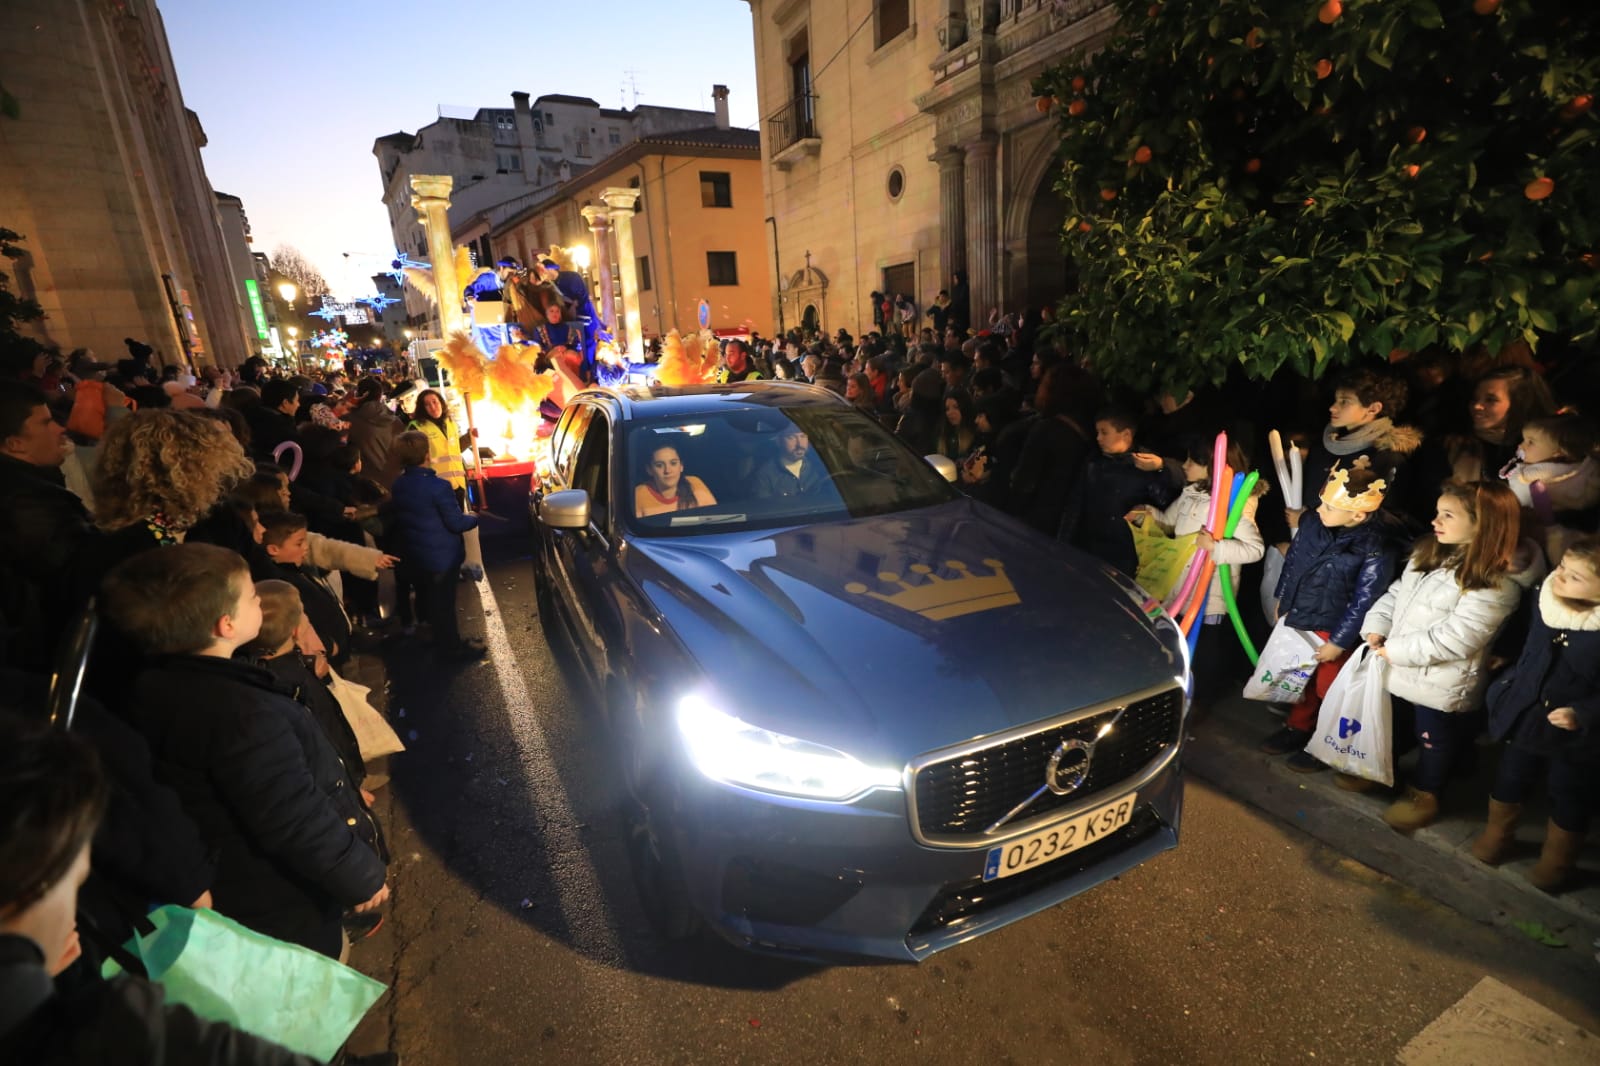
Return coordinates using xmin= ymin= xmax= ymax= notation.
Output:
xmin=1361 ymin=480 xmax=1530 ymax=831
xmin=1261 ymin=461 xmax=1404 ymax=767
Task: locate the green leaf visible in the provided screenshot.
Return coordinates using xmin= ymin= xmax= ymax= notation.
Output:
xmin=1511 ymin=921 xmax=1567 ymax=949
xmin=1527 ymin=308 xmax=1558 ymax=331
xmin=1328 ymin=312 xmax=1356 ymax=342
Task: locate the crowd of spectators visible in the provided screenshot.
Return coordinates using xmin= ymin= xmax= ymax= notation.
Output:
xmin=0 ymin=343 xmax=474 ymax=1063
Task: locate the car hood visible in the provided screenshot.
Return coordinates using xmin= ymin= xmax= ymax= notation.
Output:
xmin=625 ymin=498 xmax=1183 ymax=766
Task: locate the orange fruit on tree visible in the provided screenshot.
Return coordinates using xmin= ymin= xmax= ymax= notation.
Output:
xmin=1574 ymin=94 xmax=1594 ymax=113
xmin=1407 ymin=126 xmax=1426 ymax=144
xmin=1244 ymin=158 xmax=1262 ymax=173
xmin=1315 ymin=59 xmax=1333 ymax=79
xmin=1133 ymin=145 xmax=1153 ymax=164
xmin=1078 ymin=221 xmax=1094 ymax=233
xmin=1068 ymin=99 xmax=1087 ymax=116
xmin=1581 ymin=252 xmax=1599 ymax=269
xmin=1472 ymin=0 xmax=1501 ymax=13
xmin=1071 ymin=76 xmax=1087 ymax=92
xmin=1303 ymin=197 xmax=1316 ymax=206
xmin=1318 ymin=0 xmax=1343 ymax=24
xmin=1525 ymin=176 xmax=1555 ymax=200
xmin=1100 ymin=188 xmax=1118 ymax=202
xmin=1245 ymin=27 xmax=1262 ymax=49
xmin=1403 ymin=164 xmax=1420 ymax=178
xmin=1314 ymin=106 xmax=1332 ymax=116
xmin=1036 ymin=96 xmax=1053 ymax=113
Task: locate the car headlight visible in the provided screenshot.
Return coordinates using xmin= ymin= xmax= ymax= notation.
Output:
xmin=675 ymin=695 xmax=902 ymax=802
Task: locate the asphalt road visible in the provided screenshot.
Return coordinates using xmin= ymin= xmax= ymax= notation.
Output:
xmin=348 ymin=526 xmax=1599 ymax=1065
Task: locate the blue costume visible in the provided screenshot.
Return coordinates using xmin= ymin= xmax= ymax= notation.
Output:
xmin=542 ymin=259 xmax=610 ymax=383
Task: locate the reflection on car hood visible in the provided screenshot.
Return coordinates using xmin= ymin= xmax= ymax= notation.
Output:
xmin=626 ymin=498 xmax=1182 ymax=765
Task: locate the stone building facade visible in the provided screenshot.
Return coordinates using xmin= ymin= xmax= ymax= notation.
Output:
xmin=0 ymin=0 xmax=253 ymax=368
xmin=740 ymin=0 xmax=1115 ymax=336
xmin=489 ymin=91 xmax=774 ymax=345
xmin=373 ymin=94 xmax=724 ymax=329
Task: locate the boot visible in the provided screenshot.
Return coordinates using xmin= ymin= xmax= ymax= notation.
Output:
xmin=1525 ymin=820 xmax=1585 ymax=893
xmin=1469 ymin=799 xmax=1523 ymax=866
xmin=1383 ymin=787 xmax=1439 ymax=832
xmin=1334 ymin=773 xmax=1380 ymax=793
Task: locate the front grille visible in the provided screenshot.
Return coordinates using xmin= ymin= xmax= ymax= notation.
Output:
xmin=911 ymin=687 xmax=1183 ymax=842
xmin=908 ymin=804 xmax=1164 ymax=937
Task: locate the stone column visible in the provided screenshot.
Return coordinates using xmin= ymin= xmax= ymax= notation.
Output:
xmin=409 ymin=175 xmax=463 ymax=335
xmin=601 ymin=187 xmax=643 ymax=359
xmin=934 ymin=146 xmax=967 ymax=294
xmin=580 ymin=204 xmax=615 ymax=331
xmin=962 ymin=135 xmax=999 ymax=328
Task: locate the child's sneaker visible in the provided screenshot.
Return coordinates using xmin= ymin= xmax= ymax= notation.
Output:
xmin=1260 ymin=726 xmax=1311 ymax=755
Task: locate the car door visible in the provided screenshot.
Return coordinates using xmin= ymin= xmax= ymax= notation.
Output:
xmin=548 ymin=406 xmax=623 ymax=687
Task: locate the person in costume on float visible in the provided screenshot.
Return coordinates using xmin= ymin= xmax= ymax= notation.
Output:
xmin=524 ymin=286 xmax=589 ymax=436
xmin=537 ymin=254 xmax=607 ymax=383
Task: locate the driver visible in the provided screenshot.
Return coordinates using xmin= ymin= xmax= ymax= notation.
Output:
xmin=749 ymin=424 xmax=825 ymax=498
xmin=635 ymin=444 xmax=718 ymax=517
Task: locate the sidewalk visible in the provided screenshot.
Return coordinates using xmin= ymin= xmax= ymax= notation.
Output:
xmin=1185 ymin=694 xmax=1600 ymax=952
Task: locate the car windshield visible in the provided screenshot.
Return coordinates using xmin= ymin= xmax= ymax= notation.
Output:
xmin=623 ymin=404 xmax=959 ymax=536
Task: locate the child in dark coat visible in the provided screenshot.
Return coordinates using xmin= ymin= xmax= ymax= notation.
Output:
xmin=1064 ymin=409 xmax=1182 ymax=577
xmin=101 ymin=543 xmax=388 ymax=959
xmin=261 ymin=510 xmax=352 ymax=666
xmin=385 ymin=431 xmax=483 ymax=662
xmin=1261 ymin=463 xmax=1402 ymax=769
xmin=1473 ymin=535 xmax=1600 ymax=893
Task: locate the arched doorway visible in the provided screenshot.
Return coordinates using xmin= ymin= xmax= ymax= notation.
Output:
xmin=1022 ymin=172 xmax=1072 ymax=310
xmin=802 ymin=304 xmax=819 ymax=334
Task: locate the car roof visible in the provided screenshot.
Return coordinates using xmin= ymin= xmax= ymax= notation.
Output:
xmin=580 ymin=380 xmax=850 ymax=422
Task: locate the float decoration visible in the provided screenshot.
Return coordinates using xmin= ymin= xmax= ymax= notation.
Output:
xmin=654 ymin=329 xmax=721 ymax=386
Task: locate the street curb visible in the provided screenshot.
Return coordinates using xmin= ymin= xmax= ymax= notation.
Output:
xmin=1183 ymin=704 xmax=1600 ymax=952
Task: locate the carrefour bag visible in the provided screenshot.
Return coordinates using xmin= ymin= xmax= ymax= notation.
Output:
xmin=1129 ymin=517 xmax=1198 ymax=603
xmin=1242 ymin=620 xmax=1323 ymax=702
xmin=1306 ymin=646 xmax=1394 ymax=785
xmin=101 ymin=904 xmax=386 ymax=1062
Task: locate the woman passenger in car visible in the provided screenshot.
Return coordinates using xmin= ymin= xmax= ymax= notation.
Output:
xmin=635 ymin=445 xmax=718 ymax=518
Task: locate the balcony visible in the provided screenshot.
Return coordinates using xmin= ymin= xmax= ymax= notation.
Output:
xmin=767 ymin=95 xmax=820 ymax=171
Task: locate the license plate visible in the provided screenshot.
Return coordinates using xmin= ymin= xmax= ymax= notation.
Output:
xmin=982 ymin=793 xmax=1138 ymax=882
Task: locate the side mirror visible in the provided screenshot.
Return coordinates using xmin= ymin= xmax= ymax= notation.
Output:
xmin=540 ymin=489 xmax=591 ymax=530
xmin=924 ymin=453 xmax=959 ymax=483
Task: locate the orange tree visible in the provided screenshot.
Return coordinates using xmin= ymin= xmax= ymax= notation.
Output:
xmin=1034 ymin=0 xmax=1598 ymax=395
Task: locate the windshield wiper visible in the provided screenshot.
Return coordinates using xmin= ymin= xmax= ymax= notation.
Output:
xmin=668 ymin=513 xmax=749 ymax=526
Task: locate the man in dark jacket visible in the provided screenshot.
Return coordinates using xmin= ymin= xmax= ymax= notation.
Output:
xmin=346 ymin=377 xmax=403 ymax=489
xmin=0 ymin=382 xmax=100 ymax=671
xmin=102 ymin=544 xmax=388 ymax=958
xmin=245 ymin=379 xmax=301 ymax=461
xmin=0 ymin=715 xmax=321 ymax=1066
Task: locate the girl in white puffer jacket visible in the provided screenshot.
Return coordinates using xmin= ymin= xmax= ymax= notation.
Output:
xmin=1363 ymin=480 xmax=1529 ymax=832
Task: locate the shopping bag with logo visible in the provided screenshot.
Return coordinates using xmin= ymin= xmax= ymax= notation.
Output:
xmin=1306 ymin=646 xmax=1394 ymax=785
xmin=1241 ymin=620 xmax=1323 ymax=702
xmin=327 ymin=666 xmax=405 ymax=761
xmin=1129 ymin=517 xmax=1198 ymax=603
xmin=101 ymin=904 xmax=386 ymax=1063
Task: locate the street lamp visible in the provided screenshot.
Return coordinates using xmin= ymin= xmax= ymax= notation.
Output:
xmin=277 ymin=280 xmax=298 ymax=308
xmin=571 ymin=244 xmax=591 ymax=271
xmin=403 ymin=328 xmax=414 ymax=340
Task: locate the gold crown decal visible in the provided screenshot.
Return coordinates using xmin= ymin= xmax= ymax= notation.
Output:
xmin=1319 ymin=459 xmax=1388 ymax=514
xmin=845 ymin=559 xmax=1020 ymax=621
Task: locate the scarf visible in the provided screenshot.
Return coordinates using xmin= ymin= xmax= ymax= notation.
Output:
xmin=1323 ymin=418 xmax=1394 ymax=457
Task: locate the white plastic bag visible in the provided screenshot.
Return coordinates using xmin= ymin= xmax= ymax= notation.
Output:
xmin=327 ymin=668 xmax=406 ymax=761
xmin=1242 ymin=620 xmax=1323 ymax=702
xmin=1306 ymin=646 xmax=1393 ymax=785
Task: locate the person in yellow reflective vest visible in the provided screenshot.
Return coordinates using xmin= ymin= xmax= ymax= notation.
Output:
xmin=714 ymin=339 xmax=764 ymax=385
xmin=407 ymin=389 xmax=470 ymax=503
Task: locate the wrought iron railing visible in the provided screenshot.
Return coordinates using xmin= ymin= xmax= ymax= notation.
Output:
xmin=768 ymin=94 xmax=818 ymax=156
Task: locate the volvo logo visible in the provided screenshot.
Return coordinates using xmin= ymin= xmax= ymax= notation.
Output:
xmin=984 ymin=706 xmax=1129 ymax=835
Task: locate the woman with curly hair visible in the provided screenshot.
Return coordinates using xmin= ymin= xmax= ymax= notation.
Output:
xmin=92 ymin=409 xmax=254 ymax=558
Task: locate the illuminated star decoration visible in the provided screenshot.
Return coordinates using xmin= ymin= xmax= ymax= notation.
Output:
xmin=311 ymin=329 xmax=349 ymax=349
xmin=386 ymin=251 xmax=430 ymax=287
xmin=309 ymin=302 xmax=343 ymax=322
xmin=361 ymin=292 xmax=400 ymax=313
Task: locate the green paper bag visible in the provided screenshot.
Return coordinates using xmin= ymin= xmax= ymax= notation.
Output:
xmin=102 ymin=904 xmax=386 ymax=1063
xmin=1129 ymin=518 xmax=1198 ymax=602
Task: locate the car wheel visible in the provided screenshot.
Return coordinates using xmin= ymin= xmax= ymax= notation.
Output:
xmin=623 ymin=789 xmax=700 ymax=941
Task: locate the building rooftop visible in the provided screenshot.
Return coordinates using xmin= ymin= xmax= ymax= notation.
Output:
xmin=533 ymin=93 xmax=601 ymax=107
xmin=636 ymin=126 xmax=760 ymax=151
